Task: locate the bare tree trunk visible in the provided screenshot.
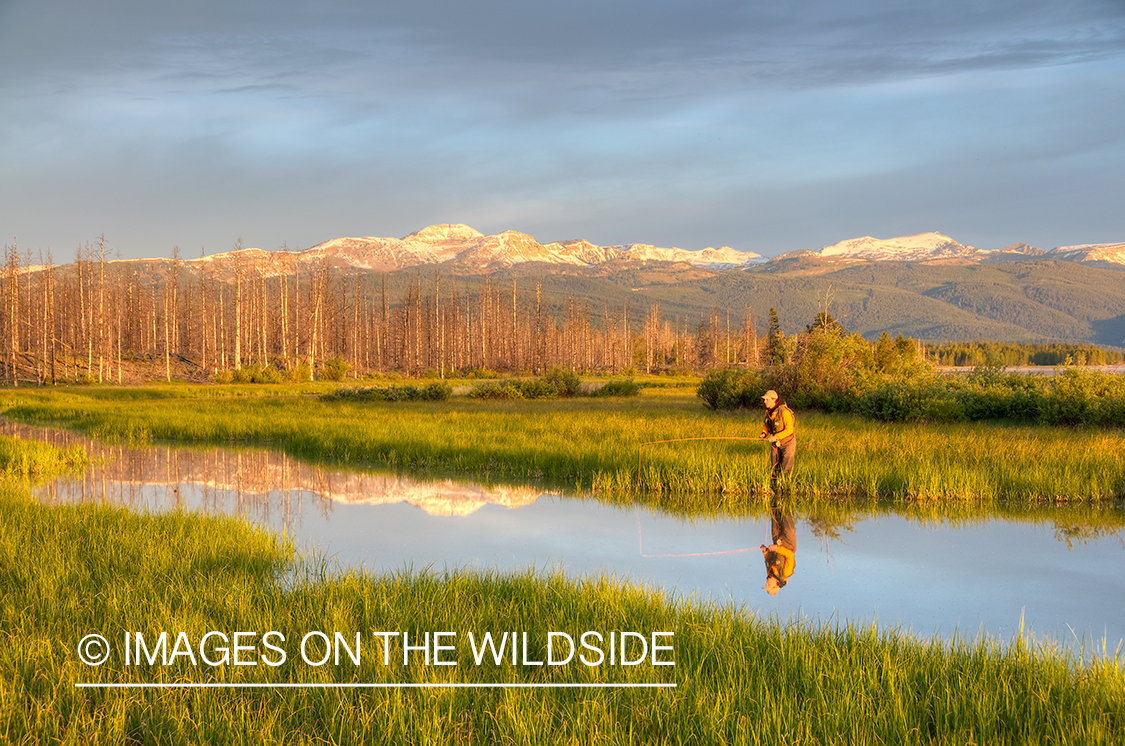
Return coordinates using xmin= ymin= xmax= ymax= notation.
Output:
xmin=97 ymin=235 xmax=106 ymax=382
xmin=200 ymin=261 xmax=208 ymax=372
xmin=352 ymin=274 xmax=361 ymax=377
xmin=219 ymin=282 xmax=227 ymax=370
xmin=233 ymin=239 xmax=243 ymax=370
xmin=115 ymin=261 xmax=122 ymax=383
xmin=80 ymin=245 xmax=92 ymax=376
xmin=171 ymin=245 xmax=181 ymax=355
xmin=260 ymin=273 xmax=267 ymax=366
xmin=436 ymin=275 xmax=444 ymax=378
xmin=46 ymin=251 xmax=56 ymax=384
xmin=6 ymin=241 xmax=18 ymax=386
xmin=164 ymin=282 xmax=171 ymax=382
xmin=279 ymin=251 xmax=289 ymax=367
xmin=534 ymin=280 xmax=543 ymax=374
xmin=380 ymin=274 xmax=388 ymax=372
xmin=307 ymin=262 xmax=323 ymax=374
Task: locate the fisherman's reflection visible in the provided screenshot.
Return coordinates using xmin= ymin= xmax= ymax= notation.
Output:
xmin=760 ymin=499 xmax=796 ymax=595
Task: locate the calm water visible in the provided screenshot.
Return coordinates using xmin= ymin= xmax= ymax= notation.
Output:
xmin=8 ymin=420 xmax=1124 ymax=656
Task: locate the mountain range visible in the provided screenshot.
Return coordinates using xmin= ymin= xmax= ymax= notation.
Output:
xmin=282 ymin=224 xmax=766 ymax=273
xmin=36 ymin=225 xmax=1125 ymax=347
xmin=782 ymin=232 xmax=1125 ymax=268
xmin=183 ymin=225 xmax=1123 ymax=275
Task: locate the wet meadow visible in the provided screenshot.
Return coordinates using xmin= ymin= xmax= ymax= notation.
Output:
xmin=1 ymin=382 xmax=1123 ymax=743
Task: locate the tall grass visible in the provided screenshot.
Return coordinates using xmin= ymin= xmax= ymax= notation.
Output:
xmin=4 ymin=388 xmax=1123 ymax=508
xmin=0 ymin=434 xmax=88 ymax=479
xmin=2 ymin=486 xmax=1122 ymax=744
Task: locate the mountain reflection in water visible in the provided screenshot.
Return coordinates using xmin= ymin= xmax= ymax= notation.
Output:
xmin=5 ymin=419 xmax=1124 ymax=658
xmin=2 ymin=421 xmax=538 ymax=521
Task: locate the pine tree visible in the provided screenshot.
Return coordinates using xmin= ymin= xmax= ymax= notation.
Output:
xmin=766 ymin=307 xmax=785 ymax=366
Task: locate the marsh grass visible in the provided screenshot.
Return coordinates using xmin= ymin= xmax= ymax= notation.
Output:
xmin=2 ymin=486 xmax=1122 ymax=744
xmin=0 ymin=434 xmax=88 ymax=480
xmin=5 ymin=388 xmax=1124 ymax=510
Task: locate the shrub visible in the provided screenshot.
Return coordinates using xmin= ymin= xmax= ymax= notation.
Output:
xmin=213 ymin=364 xmax=294 ymax=384
xmin=1039 ymin=369 xmax=1118 ymax=426
xmin=321 ymin=357 xmax=350 ymax=382
xmin=418 ymin=382 xmax=453 ymax=401
xmin=230 ymin=364 xmax=260 ymax=384
xmin=696 ymin=369 xmax=763 ymax=411
xmin=256 ymin=366 xmax=284 ymax=384
xmin=382 ymin=385 xmax=420 ymax=402
xmin=321 ymin=387 xmax=387 ymax=402
xmin=515 ymin=379 xmax=559 ymax=399
xmin=286 ymin=363 xmax=313 ymax=383
xmin=590 ymin=379 xmax=641 ymax=397
xmin=321 ymin=382 xmax=452 ymax=403
xmin=469 ymin=382 xmax=521 ymax=400
xmin=854 ymin=380 xmax=935 ymax=422
xmin=544 ymin=367 xmax=580 ymax=398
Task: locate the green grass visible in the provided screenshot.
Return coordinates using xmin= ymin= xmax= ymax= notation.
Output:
xmin=2 ymin=482 xmax=1122 ymax=745
xmin=0 ymin=434 xmax=88 ymax=480
xmin=3 ymin=387 xmax=1124 ymax=512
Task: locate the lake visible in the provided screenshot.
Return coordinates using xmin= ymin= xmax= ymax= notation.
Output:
xmin=7 ymin=419 xmax=1123 ymax=659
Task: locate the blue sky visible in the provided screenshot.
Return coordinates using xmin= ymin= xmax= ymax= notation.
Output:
xmin=2 ymin=0 xmax=1123 ymax=259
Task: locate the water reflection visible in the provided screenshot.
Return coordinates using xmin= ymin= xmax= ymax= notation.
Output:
xmin=761 ymin=499 xmax=797 ymax=595
xmin=5 ymin=419 xmax=1124 ymax=657
xmin=3 ymin=421 xmax=539 ymax=525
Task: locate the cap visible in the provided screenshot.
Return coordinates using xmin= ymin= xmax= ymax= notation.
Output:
xmin=762 ymin=390 xmax=778 ymax=400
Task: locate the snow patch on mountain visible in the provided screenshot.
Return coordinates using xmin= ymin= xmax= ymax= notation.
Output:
xmin=302 ymin=225 xmax=764 ymax=272
xmin=819 ymin=232 xmax=980 ymax=261
xmin=1045 ymin=242 xmax=1125 ymax=265
xmin=403 ymin=224 xmax=484 ymax=242
xmin=992 ymin=242 xmax=1044 ymax=255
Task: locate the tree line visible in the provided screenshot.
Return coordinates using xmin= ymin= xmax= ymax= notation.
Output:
xmin=1 ymin=240 xmax=767 ymax=384
xmin=926 ymin=341 xmax=1123 ymax=367
xmin=4 ymin=239 xmax=1119 ymax=386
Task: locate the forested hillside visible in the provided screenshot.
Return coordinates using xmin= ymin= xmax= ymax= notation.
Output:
xmin=2 ymin=242 xmax=1122 ymax=385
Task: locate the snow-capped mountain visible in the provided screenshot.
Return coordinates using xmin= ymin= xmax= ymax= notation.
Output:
xmin=297 ymin=224 xmax=764 ymax=273
xmin=994 ymin=242 xmax=1044 ymax=256
xmin=121 ymin=226 xmax=1124 ymax=277
xmin=817 ymin=232 xmax=981 ymax=261
xmin=1043 ymin=242 xmax=1125 ymax=268
xmin=771 ymin=232 xmax=1125 ymax=271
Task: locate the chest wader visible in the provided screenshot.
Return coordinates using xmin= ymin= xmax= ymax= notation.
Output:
xmin=764 ymin=405 xmax=796 ymax=485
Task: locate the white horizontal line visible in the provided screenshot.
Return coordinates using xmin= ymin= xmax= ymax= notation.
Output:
xmin=76 ymin=682 xmax=675 ymax=689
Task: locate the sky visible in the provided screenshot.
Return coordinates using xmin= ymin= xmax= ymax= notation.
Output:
xmin=2 ymin=0 xmax=1124 ymax=260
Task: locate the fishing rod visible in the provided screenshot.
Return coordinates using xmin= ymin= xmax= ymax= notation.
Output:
xmin=636 ymin=436 xmax=765 ymax=479
xmin=630 ymin=437 xmax=772 ymax=557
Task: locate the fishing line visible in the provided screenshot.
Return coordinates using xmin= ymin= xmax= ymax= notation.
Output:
xmin=632 ymin=436 xmax=766 ymax=559
xmin=631 ymin=500 xmax=760 ymax=558
xmin=636 ymin=436 xmax=763 ymax=479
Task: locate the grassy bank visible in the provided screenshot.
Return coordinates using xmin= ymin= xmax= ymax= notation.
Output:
xmin=3 ymin=479 xmax=1123 ymax=745
xmin=3 ymin=386 xmax=1124 ymax=509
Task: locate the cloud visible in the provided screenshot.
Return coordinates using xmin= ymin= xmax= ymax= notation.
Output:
xmin=1 ymin=0 xmax=1123 ymax=257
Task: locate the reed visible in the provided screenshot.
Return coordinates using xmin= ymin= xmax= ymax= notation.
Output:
xmin=2 ymin=486 xmax=1122 ymax=744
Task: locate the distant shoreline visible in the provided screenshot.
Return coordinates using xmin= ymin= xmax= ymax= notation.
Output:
xmin=935 ymin=364 xmax=1125 ymax=375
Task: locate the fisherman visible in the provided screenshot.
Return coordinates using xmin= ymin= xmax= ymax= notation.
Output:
xmin=759 ymin=389 xmax=795 ymax=485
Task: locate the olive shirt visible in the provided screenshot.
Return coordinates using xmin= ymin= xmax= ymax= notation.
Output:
xmin=767 ymin=509 xmax=797 ymax=582
xmin=760 ymin=404 xmax=795 ymax=442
